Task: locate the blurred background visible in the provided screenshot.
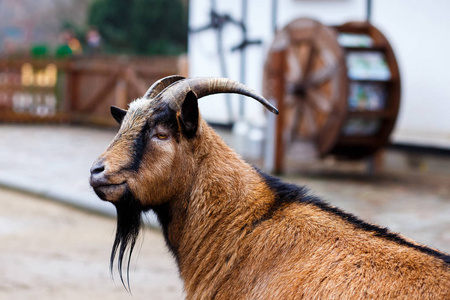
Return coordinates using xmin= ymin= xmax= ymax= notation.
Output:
xmin=0 ymin=0 xmax=449 ymax=299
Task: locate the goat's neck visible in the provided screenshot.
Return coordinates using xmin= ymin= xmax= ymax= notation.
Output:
xmin=168 ymin=123 xmax=273 ymax=292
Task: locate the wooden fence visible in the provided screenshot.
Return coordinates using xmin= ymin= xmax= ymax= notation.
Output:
xmin=0 ymin=55 xmax=187 ymax=126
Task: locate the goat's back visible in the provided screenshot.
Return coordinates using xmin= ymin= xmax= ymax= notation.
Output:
xmin=186 ymin=169 xmax=450 ymax=299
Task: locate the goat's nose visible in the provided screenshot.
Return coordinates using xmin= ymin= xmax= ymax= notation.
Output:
xmin=90 ymin=161 xmax=105 ymax=175
xmin=90 ymin=160 xmax=108 ymax=188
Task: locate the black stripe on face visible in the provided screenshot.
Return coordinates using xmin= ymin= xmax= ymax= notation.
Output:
xmin=127 ymin=121 xmax=150 ymax=172
xmin=126 ymin=104 xmax=179 ymax=172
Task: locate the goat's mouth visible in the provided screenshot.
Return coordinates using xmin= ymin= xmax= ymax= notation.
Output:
xmin=92 ymin=182 xmax=127 ymax=202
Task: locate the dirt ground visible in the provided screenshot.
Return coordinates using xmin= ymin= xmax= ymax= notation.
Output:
xmin=0 ymin=187 xmax=184 ymax=300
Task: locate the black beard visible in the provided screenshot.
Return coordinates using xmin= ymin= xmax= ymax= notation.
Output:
xmin=110 ymin=189 xmax=143 ymax=292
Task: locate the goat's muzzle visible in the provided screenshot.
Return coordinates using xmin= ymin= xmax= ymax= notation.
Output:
xmin=90 ymin=160 xmax=127 ymax=202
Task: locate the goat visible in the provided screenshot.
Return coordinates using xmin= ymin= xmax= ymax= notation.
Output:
xmin=89 ymin=75 xmax=450 ymax=299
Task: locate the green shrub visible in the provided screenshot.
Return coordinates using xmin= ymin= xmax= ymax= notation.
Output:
xmin=88 ymin=0 xmax=188 ymax=55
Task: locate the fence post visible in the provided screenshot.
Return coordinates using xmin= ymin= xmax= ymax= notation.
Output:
xmin=66 ymin=60 xmax=79 ymax=114
xmin=115 ymin=73 xmax=128 ymax=109
xmin=177 ymin=54 xmax=189 ymax=77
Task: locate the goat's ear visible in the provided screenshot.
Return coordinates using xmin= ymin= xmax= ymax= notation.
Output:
xmin=110 ymin=106 xmax=127 ymax=124
xmin=180 ymin=91 xmax=199 ymax=139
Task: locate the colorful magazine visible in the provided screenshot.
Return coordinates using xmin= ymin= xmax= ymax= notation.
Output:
xmin=348 ymin=82 xmax=387 ymax=110
xmin=346 ymin=51 xmax=391 ymax=81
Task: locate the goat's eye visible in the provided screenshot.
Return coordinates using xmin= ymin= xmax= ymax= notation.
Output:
xmin=156 ymin=133 xmax=169 ymax=140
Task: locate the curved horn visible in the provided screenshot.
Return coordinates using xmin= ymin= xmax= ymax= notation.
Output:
xmin=144 ymin=75 xmax=186 ymax=99
xmin=164 ymin=77 xmax=279 ymax=114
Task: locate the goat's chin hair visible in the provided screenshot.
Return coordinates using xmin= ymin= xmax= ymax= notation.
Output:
xmin=110 ymin=188 xmax=143 ymax=292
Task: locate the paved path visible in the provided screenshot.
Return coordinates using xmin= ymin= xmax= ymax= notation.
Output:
xmin=0 ymin=187 xmax=183 ymax=300
xmin=0 ymin=125 xmax=117 ymax=216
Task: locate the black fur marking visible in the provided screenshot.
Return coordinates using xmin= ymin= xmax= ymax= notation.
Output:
xmin=127 ymin=121 xmax=150 ymax=172
xmin=126 ymin=104 xmax=179 ymax=172
xmin=151 ymin=203 xmax=180 ymax=264
xmin=256 ymin=169 xmax=450 ymax=265
xmin=153 ymin=104 xmax=180 ymax=135
xmin=110 ymin=188 xmax=143 ymax=292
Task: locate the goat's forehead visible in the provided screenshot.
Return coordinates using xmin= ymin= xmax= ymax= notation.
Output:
xmin=129 ymin=97 xmax=162 ymax=117
xmin=119 ymin=97 xmax=170 ymax=132
xmin=128 ymin=98 xmax=153 ymax=114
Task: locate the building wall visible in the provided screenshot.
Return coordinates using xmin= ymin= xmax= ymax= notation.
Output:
xmin=373 ymin=0 xmax=450 ymax=148
xmin=188 ymin=0 xmax=450 ymax=149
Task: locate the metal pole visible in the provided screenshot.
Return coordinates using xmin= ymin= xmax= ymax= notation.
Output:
xmin=366 ymin=0 xmax=372 ymax=22
xmin=211 ymin=0 xmax=234 ymax=124
xmin=272 ymin=0 xmax=278 ymax=34
xmin=238 ymin=0 xmax=248 ymax=118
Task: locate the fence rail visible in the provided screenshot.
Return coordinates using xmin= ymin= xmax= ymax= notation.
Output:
xmin=0 ymin=55 xmax=186 ymax=126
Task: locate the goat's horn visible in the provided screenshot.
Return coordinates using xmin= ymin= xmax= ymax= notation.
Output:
xmin=165 ymin=77 xmax=279 ymax=115
xmin=144 ymin=75 xmax=186 ymax=99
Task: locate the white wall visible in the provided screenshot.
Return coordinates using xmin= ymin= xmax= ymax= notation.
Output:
xmin=372 ymin=0 xmax=450 ymax=148
xmin=189 ymin=0 xmax=450 ymax=148
xmin=189 ymin=0 xmax=273 ymax=124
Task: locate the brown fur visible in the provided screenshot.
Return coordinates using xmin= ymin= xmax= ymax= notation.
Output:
xmin=170 ymin=121 xmax=450 ymax=299
xmin=91 ymin=95 xmax=450 ymax=299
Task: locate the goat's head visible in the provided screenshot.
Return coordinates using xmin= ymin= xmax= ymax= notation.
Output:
xmin=89 ymin=75 xmax=278 ymax=288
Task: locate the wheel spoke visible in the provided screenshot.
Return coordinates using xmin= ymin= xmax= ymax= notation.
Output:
xmin=285 ymin=46 xmax=302 ymax=83
xmin=306 ymin=89 xmax=332 ymax=114
xmin=308 ymin=63 xmax=339 ymax=87
xmin=288 ymin=96 xmax=303 ymax=141
xmin=303 ymin=103 xmax=317 ymax=136
xmin=298 ymin=44 xmax=314 ymax=83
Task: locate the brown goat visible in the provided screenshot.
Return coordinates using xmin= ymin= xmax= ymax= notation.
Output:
xmin=90 ymin=76 xmax=450 ymax=299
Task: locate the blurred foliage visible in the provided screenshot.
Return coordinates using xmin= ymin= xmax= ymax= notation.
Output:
xmin=88 ymin=0 xmax=188 ymax=55
xmin=55 ymin=44 xmax=72 ymax=58
xmin=31 ymin=45 xmax=50 ymax=58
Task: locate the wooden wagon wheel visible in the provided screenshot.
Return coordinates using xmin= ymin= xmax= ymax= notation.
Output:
xmin=263 ymin=18 xmax=347 ymax=171
xmin=263 ymin=18 xmax=401 ymax=173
